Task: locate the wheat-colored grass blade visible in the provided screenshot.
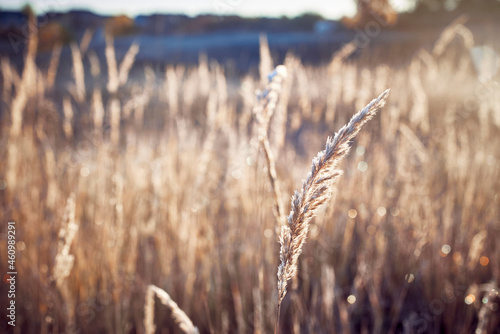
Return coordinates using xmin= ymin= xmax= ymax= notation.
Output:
xmin=144 ymin=285 xmax=199 ymax=334
xmin=259 ymin=34 xmax=273 ymax=86
xmin=118 ymin=42 xmax=139 ymax=86
xmin=432 ymin=15 xmax=474 ymax=57
xmin=105 ymin=32 xmax=119 ymax=94
xmin=254 ymin=65 xmax=288 ymax=227
xmin=275 ymin=89 xmax=390 ymax=333
xmin=1 ymin=57 xmax=14 ymax=104
xmin=70 ymin=42 xmax=86 ymax=103
xmin=270 ymin=53 xmax=295 ymax=151
xmin=88 ymin=51 xmax=105 ymax=131
xmin=52 ymin=194 xmax=78 ymax=326
xmin=46 ymin=43 xmax=62 ymax=90
xmin=10 ymin=11 xmax=37 ymax=137
xmin=62 ymin=96 xmax=74 ymax=140
xmin=79 ymin=28 xmax=94 ymax=54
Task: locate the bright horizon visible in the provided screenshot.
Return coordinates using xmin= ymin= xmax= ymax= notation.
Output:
xmin=0 ymin=0 xmax=413 ymax=19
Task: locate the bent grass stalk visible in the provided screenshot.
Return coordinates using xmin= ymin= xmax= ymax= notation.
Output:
xmin=144 ymin=285 xmax=199 ymax=334
xmin=275 ymin=89 xmax=390 ymax=333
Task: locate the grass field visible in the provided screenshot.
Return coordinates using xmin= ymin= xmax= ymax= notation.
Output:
xmin=1 ymin=11 xmax=500 ymax=334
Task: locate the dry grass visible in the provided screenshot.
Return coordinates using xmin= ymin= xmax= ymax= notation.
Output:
xmin=144 ymin=285 xmax=199 ymax=334
xmin=0 ymin=16 xmax=499 ymax=334
xmin=276 ymin=90 xmax=389 ymax=333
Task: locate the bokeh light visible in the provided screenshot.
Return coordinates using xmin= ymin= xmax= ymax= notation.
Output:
xmin=441 ymin=244 xmax=451 ymax=257
xmin=465 ymin=294 xmax=475 ymax=305
xmin=479 ymin=256 xmax=489 ymax=266
xmin=357 ymin=161 xmax=368 ymax=172
xmin=377 ymin=206 xmax=387 ymax=217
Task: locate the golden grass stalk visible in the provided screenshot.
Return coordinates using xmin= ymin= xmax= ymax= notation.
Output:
xmin=355 ymin=68 xmax=373 ymax=111
xmin=105 ymin=32 xmax=119 ymax=94
xmin=92 ymin=85 xmax=105 ymax=131
xmin=409 ymin=57 xmax=429 ymax=134
xmin=295 ymin=61 xmax=312 ymax=119
xmin=327 ymin=41 xmax=356 ymax=75
xmin=6 ymin=12 xmax=37 ymax=192
xmin=118 ymin=42 xmax=140 ymax=86
xmin=104 ymin=33 xmax=121 ymax=144
xmin=62 ymin=96 xmax=74 ymax=140
xmin=259 ymin=34 xmax=273 ymax=86
xmin=166 ymin=65 xmax=179 ymax=117
xmin=342 ymin=63 xmax=357 ymax=106
xmin=326 ymin=42 xmax=357 ymax=123
xmin=466 ymin=282 xmax=499 ymax=334
xmin=252 ymin=286 xmax=263 ymax=334
xmin=46 ymin=43 xmax=62 ymax=90
xmin=417 ymin=49 xmax=438 ymax=81
xmin=10 ymin=11 xmax=37 ymax=137
xmin=105 ymin=33 xmax=139 ymax=144
xmin=88 ymin=51 xmax=105 ymax=130
xmin=52 ymin=194 xmax=78 ymax=326
xmin=53 ymin=193 xmax=78 ymax=286
xmin=36 ymin=126 xmax=58 ymax=209
xmin=1 ymin=57 xmax=14 ymax=104
xmin=192 ymin=89 xmax=218 ymax=194
xmin=109 ymin=97 xmax=121 ymax=144
xmin=79 ymin=28 xmax=94 ymax=55
xmin=144 ymin=285 xmax=199 ymax=334
xmin=197 ymin=54 xmax=210 ymax=97
xmin=36 ymin=68 xmax=45 ymax=99
xmin=70 ymin=42 xmax=86 ymax=103
xmin=254 ymin=65 xmax=288 ymax=227
xmin=467 ymin=230 xmax=487 ymax=270
xmin=275 ymin=89 xmax=390 ymax=333
xmin=432 ymin=15 xmax=474 ymax=57
xmin=271 ymin=53 xmax=295 ymax=151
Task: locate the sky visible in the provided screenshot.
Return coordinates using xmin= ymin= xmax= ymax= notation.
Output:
xmin=0 ymin=0 xmax=361 ymax=19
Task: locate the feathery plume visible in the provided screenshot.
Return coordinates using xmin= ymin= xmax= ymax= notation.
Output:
xmin=275 ymin=89 xmax=390 ymax=333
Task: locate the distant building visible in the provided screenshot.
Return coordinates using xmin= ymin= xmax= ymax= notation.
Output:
xmin=314 ymin=20 xmax=340 ymax=34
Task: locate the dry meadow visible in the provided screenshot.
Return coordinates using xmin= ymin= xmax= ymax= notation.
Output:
xmin=1 ymin=13 xmax=499 ymax=334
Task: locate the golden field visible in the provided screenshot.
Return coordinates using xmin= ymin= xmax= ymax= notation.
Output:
xmin=0 ymin=12 xmax=499 ymax=334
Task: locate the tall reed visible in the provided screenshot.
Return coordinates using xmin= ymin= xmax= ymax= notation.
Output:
xmin=275 ymin=90 xmax=390 ymax=333
xmin=105 ymin=33 xmax=139 ymax=144
xmin=254 ymin=65 xmax=289 ymax=227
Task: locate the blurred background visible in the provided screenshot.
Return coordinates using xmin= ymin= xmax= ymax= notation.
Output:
xmin=0 ymin=0 xmax=499 ymax=333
